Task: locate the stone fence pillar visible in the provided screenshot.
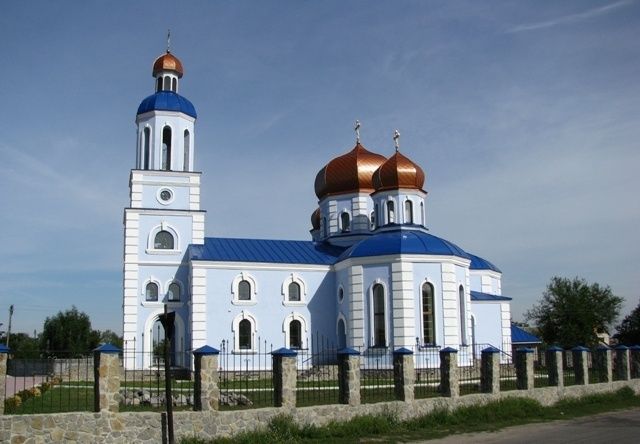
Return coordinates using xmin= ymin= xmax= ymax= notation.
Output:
xmin=440 ymin=347 xmax=458 ymax=398
xmin=594 ymin=345 xmax=612 ymax=383
xmin=630 ymin=346 xmax=640 ymax=379
xmin=0 ymin=345 xmax=9 ymax=415
xmin=572 ymin=346 xmax=589 ymax=385
xmin=516 ymin=348 xmax=535 ymax=390
xmin=337 ymin=348 xmax=361 ymax=406
xmin=272 ymin=348 xmax=297 ymax=408
xmin=480 ymin=346 xmax=500 ymax=394
xmin=93 ymin=344 xmax=121 ymax=412
xmin=614 ymin=345 xmax=630 ymax=381
xmin=193 ymin=345 xmax=220 ymax=411
xmin=393 ymin=347 xmax=414 ymax=402
xmin=546 ymin=346 xmax=564 ymax=387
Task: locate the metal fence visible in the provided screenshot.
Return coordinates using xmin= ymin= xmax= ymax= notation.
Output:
xmin=563 ymin=351 xmax=577 ymax=386
xmin=296 ymin=333 xmax=339 ymax=407
xmin=458 ymin=345 xmax=481 ymax=395
xmin=218 ymin=337 xmax=274 ymax=410
xmin=359 ymin=347 xmax=394 ymax=404
xmin=414 ymin=345 xmax=441 ymax=398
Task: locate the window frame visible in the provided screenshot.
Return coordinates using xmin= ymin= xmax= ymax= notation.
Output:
xmin=147 ymin=224 xmax=180 ymax=255
xmin=231 ymin=273 xmax=258 ymax=306
xmin=281 ymin=274 xmax=306 ymax=306
xmin=369 ymin=281 xmax=388 ymax=348
xmin=232 ymin=312 xmax=258 ymax=353
xmin=421 ymin=281 xmax=436 ymax=346
xmin=340 ymin=211 xmax=351 ymax=233
xmin=282 ymin=313 xmax=307 ymax=350
xmin=145 ymin=281 xmax=160 ymax=302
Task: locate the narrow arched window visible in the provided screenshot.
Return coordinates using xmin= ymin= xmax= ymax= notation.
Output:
xmin=146 ymin=282 xmax=158 ymax=301
xmin=420 ymin=202 xmax=425 ymax=225
xmin=163 ymin=76 xmax=171 ymax=91
xmin=387 ymin=201 xmax=395 ymax=224
xmin=238 ymin=319 xmax=252 ymax=350
xmin=288 ymin=282 xmax=301 ymax=302
xmin=422 ymin=282 xmax=435 ymax=345
xmin=370 ymin=211 xmax=375 ymax=230
xmin=405 ymin=200 xmax=413 ymax=224
xmin=322 ymin=217 xmax=327 ymax=237
xmin=340 ymin=212 xmax=350 ymax=233
xmin=162 ymin=126 xmax=172 ymax=170
xmin=172 ymin=77 xmax=177 ymax=92
xmin=168 ymin=282 xmax=180 ymax=301
xmin=459 ymin=285 xmax=467 ymax=345
xmin=154 ymin=230 xmax=174 ymax=249
xmin=183 ymin=130 xmax=190 ymax=172
xmin=289 ymin=320 xmax=302 ymax=349
xmin=156 ymin=77 xmax=162 ymax=92
xmin=372 ymin=284 xmax=386 ymax=347
xmin=238 ymin=280 xmax=251 ymax=300
xmin=143 ymin=127 xmax=151 ymax=170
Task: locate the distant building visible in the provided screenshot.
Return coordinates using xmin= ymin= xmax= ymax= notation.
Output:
xmin=122 ymin=50 xmax=514 ymax=369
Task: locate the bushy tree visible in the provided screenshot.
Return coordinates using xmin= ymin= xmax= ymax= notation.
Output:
xmin=615 ymin=301 xmax=640 ymax=345
xmin=525 ymin=277 xmax=623 ymax=348
xmin=7 ymin=333 xmax=40 ymax=359
xmin=40 ymin=306 xmax=99 ymax=357
xmin=97 ymin=329 xmax=123 ymax=349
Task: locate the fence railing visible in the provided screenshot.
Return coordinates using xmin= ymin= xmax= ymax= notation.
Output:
xmin=414 ymin=345 xmax=441 ymax=399
xmin=296 ymin=333 xmax=339 ymax=407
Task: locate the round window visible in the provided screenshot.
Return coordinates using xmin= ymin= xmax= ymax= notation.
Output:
xmin=158 ymin=188 xmax=174 ymax=204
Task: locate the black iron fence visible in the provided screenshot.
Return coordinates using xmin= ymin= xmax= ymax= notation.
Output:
xmin=414 ymin=345 xmax=441 ymax=398
xmin=296 ymin=333 xmax=339 ymax=407
xmin=358 ymin=347 xmax=394 ymax=404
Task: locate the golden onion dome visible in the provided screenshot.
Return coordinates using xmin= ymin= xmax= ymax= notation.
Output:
xmin=152 ymin=51 xmax=184 ymax=78
xmin=311 ymin=207 xmax=321 ymax=230
xmin=373 ymin=150 xmax=425 ymax=192
xmin=314 ymin=143 xmax=387 ymax=199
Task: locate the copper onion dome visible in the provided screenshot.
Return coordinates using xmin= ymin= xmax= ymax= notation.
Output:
xmin=373 ymin=150 xmax=425 ymax=192
xmin=153 ymin=51 xmax=184 ymax=78
xmin=311 ymin=207 xmax=321 ymax=230
xmin=314 ymin=143 xmax=387 ymax=199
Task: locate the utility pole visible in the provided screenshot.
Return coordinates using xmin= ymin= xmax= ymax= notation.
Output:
xmin=7 ymin=304 xmax=14 ymax=347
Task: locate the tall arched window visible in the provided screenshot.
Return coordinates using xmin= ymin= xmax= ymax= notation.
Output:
xmin=168 ymin=282 xmax=180 ymax=301
xmin=238 ymin=280 xmax=251 ymax=301
xmin=370 ymin=211 xmax=375 ymax=230
xmin=372 ymin=284 xmax=386 ymax=347
xmin=387 ymin=201 xmax=395 ymax=224
xmin=322 ymin=217 xmax=327 ymax=237
xmin=162 ymin=126 xmax=172 ymax=171
xmin=156 ymin=77 xmax=163 ymax=92
xmin=422 ymin=282 xmax=435 ymax=345
xmin=288 ymin=282 xmax=301 ymax=302
xmin=340 ymin=212 xmax=350 ymax=232
xmin=171 ymin=77 xmax=177 ymax=92
xmin=154 ymin=230 xmax=174 ymax=249
xmin=183 ymin=130 xmax=190 ymax=171
xmin=163 ymin=76 xmax=171 ymax=91
xmin=289 ymin=320 xmax=302 ymax=349
xmin=238 ymin=319 xmax=252 ymax=350
xmin=420 ymin=202 xmax=425 ymax=225
xmin=143 ymin=127 xmax=151 ymax=170
xmin=459 ymin=285 xmax=467 ymax=345
xmin=146 ymin=282 xmax=158 ymax=301
xmin=405 ymin=200 xmax=413 ymax=224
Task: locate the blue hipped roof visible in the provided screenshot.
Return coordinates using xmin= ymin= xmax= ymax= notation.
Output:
xmin=137 ymin=91 xmax=197 ymax=118
xmin=468 ymin=253 xmax=501 ymax=273
xmin=190 ymin=237 xmax=345 ymax=265
xmin=470 ymin=291 xmax=512 ymax=301
xmin=511 ymin=324 xmax=542 ymax=344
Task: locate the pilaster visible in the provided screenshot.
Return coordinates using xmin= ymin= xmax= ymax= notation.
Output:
xmin=391 ymin=261 xmax=415 ymax=348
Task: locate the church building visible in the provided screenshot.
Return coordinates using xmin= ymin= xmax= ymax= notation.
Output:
xmin=122 ymin=49 xmax=512 ymax=369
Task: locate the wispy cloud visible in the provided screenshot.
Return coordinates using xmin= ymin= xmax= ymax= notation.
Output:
xmin=506 ymin=0 xmax=633 ymax=33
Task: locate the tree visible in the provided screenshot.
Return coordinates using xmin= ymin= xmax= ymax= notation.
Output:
xmin=97 ymin=329 xmax=123 ymax=349
xmin=525 ymin=277 xmax=623 ymax=348
xmin=615 ymin=301 xmax=640 ymax=345
xmin=40 ymin=306 xmax=99 ymax=357
xmin=6 ymin=332 xmax=40 ymax=359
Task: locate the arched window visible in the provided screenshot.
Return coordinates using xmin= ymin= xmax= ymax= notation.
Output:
xmin=238 ymin=280 xmax=251 ymax=301
xmin=422 ymin=282 xmax=435 ymax=345
xmin=146 ymin=282 xmax=158 ymax=302
xmin=163 ymin=76 xmax=171 ymax=91
xmin=171 ymin=77 xmax=177 ymax=92
xmin=420 ymin=202 xmax=425 ymax=225
xmin=143 ymin=127 xmax=151 ymax=170
xmin=337 ymin=318 xmax=346 ymax=349
xmin=459 ymin=285 xmax=467 ymax=345
xmin=338 ymin=287 xmax=344 ymax=303
xmin=183 ymin=130 xmax=190 ymax=172
xmin=168 ymin=282 xmax=180 ymax=301
xmin=238 ymin=319 xmax=252 ymax=350
xmin=370 ymin=211 xmax=375 ymax=230
xmin=405 ymin=200 xmax=413 ymax=224
xmin=162 ymin=126 xmax=172 ymax=171
xmin=340 ymin=212 xmax=350 ymax=233
xmin=372 ymin=284 xmax=386 ymax=347
xmin=154 ymin=230 xmax=174 ymax=249
xmin=322 ymin=217 xmax=327 ymax=237
xmin=387 ymin=201 xmax=395 ymax=224
xmin=289 ymin=320 xmax=302 ymax=349
xmin=156 ymin=77 xmax=162 ymax=92
xmin=288 ymin=282 xmax=301 ymax=302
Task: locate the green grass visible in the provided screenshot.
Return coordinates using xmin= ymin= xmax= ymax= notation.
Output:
xmin=181 ymin=387 xmax=640 ymax=444
xmin=5 ymin=387 xmax=94 ymax=414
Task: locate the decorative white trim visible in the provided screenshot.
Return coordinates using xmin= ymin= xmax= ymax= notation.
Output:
xmin=142 ymin=278 xmax=162 ymax=302
xmin=156 ymin=187 xmax=175 ymax=205
xmin=231 ymin=272 xmax=258 ymax=305
xmin=337 ymin=284 xmax=345 ymax=304
xmin=231 ymin=311 xmax=258 ymax=353
xmin=165 ymin=280 xmax=183 ymax=302
xmin=282 ymin=312 xmax=308 ymax=349
xmin=281 ymin=273 xmax=307 ymax=306
xmin=146 ymin=223 xmax=181 ymax=254
xmin=334 ymin=254 xmax=471 ymax=271
xmin=339 ymin=209 xmax=352 ymax=233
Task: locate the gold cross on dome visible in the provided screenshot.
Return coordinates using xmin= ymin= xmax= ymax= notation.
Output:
xmin=167 ymin=29 xmax=171 ymax=53
xmin=393 ymin=129 xmax=400 ymax=151
xmin=354 ymin=120 xmax=361 ymax=143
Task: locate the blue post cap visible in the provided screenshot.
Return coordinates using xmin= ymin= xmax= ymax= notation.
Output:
xmin=571 ymin=346 xmax=589 ymax=352
xmin=393 ymin=347 xmax=414 ymax=355
xmin=596 ymin=344 xmax=611 ymax=351
xmin=0 ymin=344 xmax=10 ymax=354
xmin=193 ymin=345 xmax=219 ymax=355
xmin=94 ymin=343 xmax=121 ymax=353
xmin=614 ymin=345 xmax=629 ymax=350
xmin=272 ymin=347 xmax=297 ymax=357
xmin=547 ymin=345 xmax=564 ymax=352
xmin=337 ymin=347 xmax=360 ymax=356
xmin=481 ymin=346 xmax=500 ymax=354
xmin=516 ymin=347 xmax=535 ymax=353
xmin=441 ymin=347 xmax=458 ymax=353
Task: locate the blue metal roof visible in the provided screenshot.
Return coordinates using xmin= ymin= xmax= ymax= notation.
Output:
xmin=137 ymin=91 xmax=197 ymax=118
xmin=468 ymin=253 xmax=501 ymax=273
xmin=190 ymin=237 xmax=345 ymax=265
xmin=511 ymin=324 xmax=542 ymax=344
xmin=337 ymin=229 xmax=470 ymax=262
xmin=470 ymin=291 xmax=512 ymax=301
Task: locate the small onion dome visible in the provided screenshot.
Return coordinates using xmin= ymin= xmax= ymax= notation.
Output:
xmin=153 ymin=51 xmax=184 ymax=78
xmin=311 ymin=207 xmax=321 ymax=230
xmin=314 ymin=143 xmax=387 ymax=199
xmin=372 ymin=150 xmax=425 ymax=192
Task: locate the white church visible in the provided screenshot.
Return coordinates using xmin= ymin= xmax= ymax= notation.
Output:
xmin=122 ymin=49 xmax=513 ymax=369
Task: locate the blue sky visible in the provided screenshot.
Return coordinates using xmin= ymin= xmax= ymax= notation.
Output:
xmin=1 ymin=1 xmax=639 ymax=336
